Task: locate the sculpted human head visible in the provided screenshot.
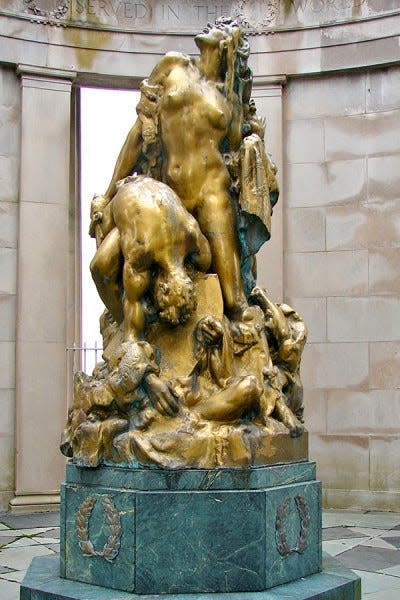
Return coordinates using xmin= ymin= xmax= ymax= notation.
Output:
xmin=154 ymin=270 xmax=196 ymax=326
xmin=195 ymin=17 xmax=249 ymax=59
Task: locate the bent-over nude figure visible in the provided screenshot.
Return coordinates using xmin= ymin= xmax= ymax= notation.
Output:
xmin=109 ymin=175 xmax=211 ymax=341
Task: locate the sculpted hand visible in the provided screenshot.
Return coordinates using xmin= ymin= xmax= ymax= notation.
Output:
xmin=89 ymin=194 xmax=109 ymax=238
xmin=144 ymin=373 xmax=179 ymax=417
xmin=196 ymin=316 xmax=224 ymax=347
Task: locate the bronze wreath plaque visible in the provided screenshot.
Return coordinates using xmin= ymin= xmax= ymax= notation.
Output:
xmin=76 ymin=495 xmax=122 ymax=563
xmin=275 ymin=495 xmax=310 ymax=557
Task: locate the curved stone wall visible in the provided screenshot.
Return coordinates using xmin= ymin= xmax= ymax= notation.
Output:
xmin=1 ymin=1 xmax=400 ymax=80
xmin=0 ymin=0 xmax=399 ymax=511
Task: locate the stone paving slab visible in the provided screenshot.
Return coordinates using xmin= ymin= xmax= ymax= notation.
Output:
xmin=352 ymin=570 xmax=400 ymax=595
xmin=336 ymin=545 xmax=400 ymax=572
xmin=323 ymin=527 xmax=369 ymax=541
xmin=322 ymin=511 xmax=400 ymax=530
xmin=323 ymin=538 xmax=369 ymax=557
xmin=0 ymin=514 xmax=60 ymax=529
xmin=0 ymin=536 xmax=17 ymax=547
xmin=381 ymin=537 xmax=400 ymax=549
xmin=34 ymin=528 xmax=59 ymax=539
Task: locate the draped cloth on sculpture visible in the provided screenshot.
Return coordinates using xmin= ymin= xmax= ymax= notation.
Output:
xmin=239 ymin=133 xmax=278 ymax=258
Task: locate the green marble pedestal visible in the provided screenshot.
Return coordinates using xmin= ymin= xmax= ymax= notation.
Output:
xmin=60 ymin=461 xmax=321 ymax=594
xmin=20 ymin=460 xmax=361 ymax=599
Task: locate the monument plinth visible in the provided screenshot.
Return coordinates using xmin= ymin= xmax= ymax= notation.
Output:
xmin=21 ymin=16 xmax=360 ymax=600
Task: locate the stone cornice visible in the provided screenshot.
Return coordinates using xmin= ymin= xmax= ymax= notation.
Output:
xmin=0 ymin=10 xmax=399 ymax=79
xmin=17 ymin=64 xmax=77 ymax=80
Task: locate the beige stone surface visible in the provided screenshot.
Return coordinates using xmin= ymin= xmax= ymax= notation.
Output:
xmin=301 ymin=343 xmax=368 ymax=389
xmin=20 ymin=86 xmax=71 ymax=205
xmin=285 ymin=73 xmax=366 ymax=121
xmin=14 ymin=71 xmax=74 ymax=501
xmin=284 ymin=250 xmax=368 ymax=297
xmin=327 ymin=390 xmax=400 ymax=435
xmin=324 ymin=110 xmax=400 ymax=161
xmin=0 ymin=491 xmax=14 ymax=513
xmin=0 ymin=5 xmax=399 ymax=77
xmin=0 ymin=434 xmax=14 ymax=490
xmin=0 ymin=248 xmax=17 ymax=295
xmin=17 ymin=202 xmax=67 ymax=343
xmin=370 ymin=437 xmax=400 ymax=492
xmin=0 ymin=293 xmax=16 ymax=342
xmin=303 ymin=390 xmax=327 ymax=434
xmin=0 ymin=105 xmax=19 ymax=156
xmin=324 ymin=489 xmax=400 ymax=511
xmin=3 ymin=0 xmax=397 ymax=31
xmin=368 ymin=154 xmax=400 ymax=202
xmin=309 ymin=434 xmax=370 ymax=490
xmin=0 ymin=201 xmax=17 ymax=248
xmin=284 ymin=207 xmax=325 ymax=252
xmin=284 ymin=118 xmax=324 ymax=164
xmin=0 ymin=66 xmax=18 ymax=103
xmin=327 ymin=296 xmax=400 ymax=343
xmin=0 ymin=156 xmax=19 ymax=203
xmin=15 ymin=341 xmax=66 ymax=495
xmin=0 ymin=389 xmax=14 ymax=436
xmin=0 ymin=64 xmax=18 ymax=510
xmin=367 ymin=66 xmax=400 ymax=113
xmin=369 ymin=248 xmax=400 ymax=295
xmin=285 ymin=159 xmax=366 ymax=208
xmin=0 ymin=341 xmax=15 ymax=389
xmin=284 ymin=296 xmax=326 ymax=343
xmin=369 ymin=342 xmax=400 ymax=390
xmin=325 ymin=200 xmax=400 ymax=251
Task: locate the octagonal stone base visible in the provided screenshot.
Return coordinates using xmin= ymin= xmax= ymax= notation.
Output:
xmin=20 ymin=554 xmax=361 ymax=599
xmin=59 ymin=461 xmax=321 ymax=595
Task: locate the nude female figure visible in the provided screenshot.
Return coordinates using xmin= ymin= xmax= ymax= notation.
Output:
xmin=90 ymin=18 xmax=251 ymax=326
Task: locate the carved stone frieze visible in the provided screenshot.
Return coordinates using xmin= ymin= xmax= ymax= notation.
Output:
xmin=23 ymin=0 xmax=69 ymax=24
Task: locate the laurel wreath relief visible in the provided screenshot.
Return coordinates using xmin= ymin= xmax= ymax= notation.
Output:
xmin=76 ymin=495 xmax=122 ymax=562
xmin=275 ymin=495 xmax=310 ymax=557
xmin=23 ymin=0 xmax=69 ymax=23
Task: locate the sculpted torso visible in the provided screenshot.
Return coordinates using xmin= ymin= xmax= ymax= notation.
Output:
xmin=156 ymin=57 xmax=231 ymax=211
xmin=113 ymin=175 xmax=210 ymax=275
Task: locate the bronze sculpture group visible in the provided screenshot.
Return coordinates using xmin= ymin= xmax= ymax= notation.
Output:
xmin=61 ymin=17 xmax=307 ymax=469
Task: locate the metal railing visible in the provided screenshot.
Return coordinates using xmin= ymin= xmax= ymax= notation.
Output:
xmin=66 ymin=341 xmax=103 ymax=375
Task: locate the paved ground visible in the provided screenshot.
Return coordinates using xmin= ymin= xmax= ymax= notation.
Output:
xmin=0 ymin=510 xmax=400 ymax=599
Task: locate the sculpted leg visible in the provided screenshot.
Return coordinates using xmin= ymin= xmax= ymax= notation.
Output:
xmin=195 ymin=375 xmax=262 ymax=422
xmin=90 ymin=228 xmax=123 ymax=324
xmin=122 ymin=262 xmax=150 ymax=341
xmin=189 ymin=227 xmax=212 ymax=273
xmin=196 ymin=195 xmax=247 ymax=319
xmin=274 ymin=395 xmax=304 ymax=438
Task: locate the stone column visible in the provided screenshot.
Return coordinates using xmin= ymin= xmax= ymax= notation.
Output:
xmin=10 ymin=66 xmax=77 ymax=512
xmin=252 ymin=75 xmax=286 ymax=303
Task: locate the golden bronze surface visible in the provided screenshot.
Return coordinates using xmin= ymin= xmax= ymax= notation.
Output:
xmin=61 ymin=17 xmax=308 ymax=469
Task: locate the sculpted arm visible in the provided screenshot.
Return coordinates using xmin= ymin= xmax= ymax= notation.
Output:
xmin=103 ymin=119 xmax=143 ymax=203
xmin=102 ymin=53 xmax=187 ymax=204
xmin=250 ymin=287 xmax=290 ymax=341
